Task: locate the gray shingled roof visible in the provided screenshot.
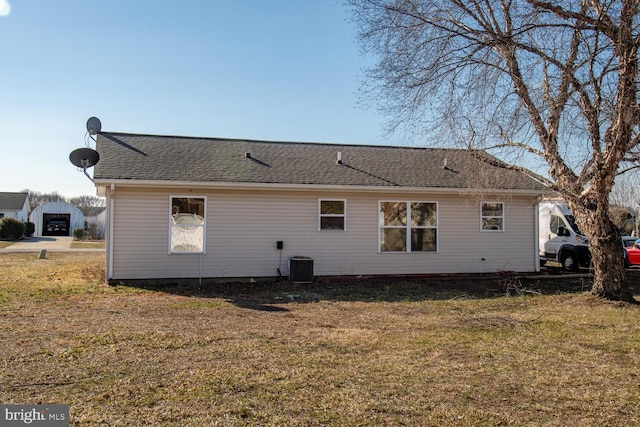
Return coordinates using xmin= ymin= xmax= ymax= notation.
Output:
xmin=0 ymin=192 xmax=29 ymax=210
xmin=94 ymin=133 xmax=546 ymax=191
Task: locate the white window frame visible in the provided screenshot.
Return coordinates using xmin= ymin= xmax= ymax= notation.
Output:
xmin=169 ymin=195 xmax=207 ymax=254
xmin=378 ymin=201 xmax=438 ymax=253
xmin=480 ymin=201 xmax=505 ymax=232
xmin=318 ymin=199 xmax=347 ymax=231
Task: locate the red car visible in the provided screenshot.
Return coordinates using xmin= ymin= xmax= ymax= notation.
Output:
xmin=623 ymin=237 xmax=640 ymax=267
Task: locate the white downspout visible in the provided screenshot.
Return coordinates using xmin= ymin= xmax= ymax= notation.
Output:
xmin=107 ymin=183 xmax=115 ymax=281
xmin=534 ymin=200 xmax=540 ymax=273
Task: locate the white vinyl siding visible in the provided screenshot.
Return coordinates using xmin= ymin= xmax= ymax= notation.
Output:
xmin=108 ymin=188 xmax=538 ymax=280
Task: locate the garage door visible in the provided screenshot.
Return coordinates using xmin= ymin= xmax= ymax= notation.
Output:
xmin=43 ymin=213 xmax=71 ymax=236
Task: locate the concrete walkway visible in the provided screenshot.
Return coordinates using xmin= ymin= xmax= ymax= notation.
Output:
xmin=0 ymin=236 xmax=104 ymax=252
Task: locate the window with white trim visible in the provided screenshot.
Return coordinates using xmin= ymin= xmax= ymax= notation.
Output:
xmin=319 ymin=199 xmax=346 ymax=231
xmin=481 ymin=202 xmax=504 ymax=231
xmin=379 ymin=201 xmax=437 ymax=252
xmin=169 ymin=196 xmax=206 ymax=253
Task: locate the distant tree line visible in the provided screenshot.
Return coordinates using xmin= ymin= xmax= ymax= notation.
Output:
xmin=22 ymin=190 xmax=105 ymax=217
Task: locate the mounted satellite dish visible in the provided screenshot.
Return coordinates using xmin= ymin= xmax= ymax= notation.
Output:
xmin=86 ymin=117 xmax=102 ymax=135
xmin=69 ymin=147 xmax=100 ymax=169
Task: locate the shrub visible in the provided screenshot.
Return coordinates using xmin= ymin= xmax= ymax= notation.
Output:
xmin=73 ymin=228 xmax=84 ymax=240
xmin=85 ymin=222 xmax=104 ymax=239
xmin=25 ymin=222 xmax=35 ymax=236
xmin=0 ymin=217 xmax=26 ymax=241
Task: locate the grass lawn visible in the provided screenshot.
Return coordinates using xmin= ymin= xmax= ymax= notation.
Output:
xmin=0 ymin=252 xmax=639 ymax=426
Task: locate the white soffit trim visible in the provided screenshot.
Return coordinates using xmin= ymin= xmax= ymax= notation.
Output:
xmin=93 ymin=179 xmax=547 ymax=196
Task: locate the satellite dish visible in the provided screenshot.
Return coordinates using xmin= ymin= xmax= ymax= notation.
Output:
xmin=86 ymin=117 xmax=102 ymax=135
xmin=69 ymin=147 xmax=100 ymax=169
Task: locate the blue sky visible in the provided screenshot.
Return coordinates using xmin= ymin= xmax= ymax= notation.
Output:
xmin=1 ymin=1 xmax=396 ymax=198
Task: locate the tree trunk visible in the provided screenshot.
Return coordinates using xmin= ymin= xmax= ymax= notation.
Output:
xmin=590 ymin=236 xmax=633 ymax=302
xmin=570 ymin=202 xmax=636 ymax=302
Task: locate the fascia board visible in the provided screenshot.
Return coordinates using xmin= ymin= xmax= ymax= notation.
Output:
xmin=93 ymin=178 xmax=547 ymax=196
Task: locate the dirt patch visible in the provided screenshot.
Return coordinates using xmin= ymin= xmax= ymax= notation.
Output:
xmin=119 ymin=268 xmax=640 ymax=308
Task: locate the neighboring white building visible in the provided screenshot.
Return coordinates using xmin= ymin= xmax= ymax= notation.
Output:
xmin=92 ymin=131 xmax=549 ymax=282
xmin=85 ymin=207 xmax=106 ymax=238
xmin=30 ymin=202 xmax=84 ymax=237
xmin=0 ymin=192 xmax=31 ymax=222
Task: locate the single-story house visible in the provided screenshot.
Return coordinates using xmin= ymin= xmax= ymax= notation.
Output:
xmin=0 ymin=192 xmax=31 ymax=222
xmin=30 ymin=202 xmax=85 ymax=237
xmin=93 ymin=132 xmax=548 ymax=282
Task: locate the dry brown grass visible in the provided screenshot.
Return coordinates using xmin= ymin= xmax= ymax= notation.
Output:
xmin=1 ymin=252 xmax=639 ymax=426
xmin=69 ymin=240 xmax=106 ymax=249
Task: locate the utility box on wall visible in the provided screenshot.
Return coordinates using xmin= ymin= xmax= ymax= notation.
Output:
xmin=289 ymin=256 xmax=314 ymax=283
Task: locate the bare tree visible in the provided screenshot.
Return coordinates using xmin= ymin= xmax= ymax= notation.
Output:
xmin=610 ymin=205 xmax=636 ymax=234
xmin=609 ymin=175 xmax=640 ymax=235
xmin=68 ymin=195 xmax=106 ymax=217
xmin=610 ymin=173 xmax=640 ymax=208
xmin=349 ymin=0 xmax=639 ymax=302
xmin=24 ymin=190 xmax=67 ymax=210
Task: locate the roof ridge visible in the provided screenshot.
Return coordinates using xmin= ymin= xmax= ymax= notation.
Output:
xmin=99 ymin=132 xmax=473 ymax=152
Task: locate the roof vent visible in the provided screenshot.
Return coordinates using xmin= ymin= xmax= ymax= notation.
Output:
xmin=245 ymin=152 xmax=252 ymax=159
xmin=336 ymin=152 xmax=343 ymax=165
xmin=443 ymin=158 xmax=458 ymax=173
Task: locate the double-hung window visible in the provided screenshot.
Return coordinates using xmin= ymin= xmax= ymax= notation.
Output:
xmin=169 ymin=196 xmax=206 ymax=254
xmin=481 ymin=202 xmax=504 ymax=232
xmin=319 ymin=199 xmax=346 ymax=231
xmin=379 ymin=201 xmax=437 ymax=252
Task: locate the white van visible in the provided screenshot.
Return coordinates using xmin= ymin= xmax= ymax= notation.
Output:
xmin=539 ymin=200 xmax=590 ymax=271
